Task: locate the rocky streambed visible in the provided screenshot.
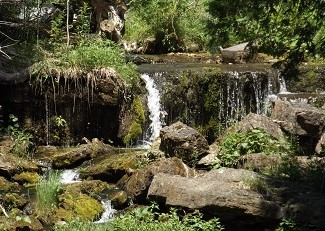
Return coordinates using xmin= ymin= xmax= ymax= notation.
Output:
xmin=1 ymin=97 xmax=325 ymax=230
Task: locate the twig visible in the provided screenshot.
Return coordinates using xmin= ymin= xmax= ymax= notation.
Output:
xmin=0 ymin=204 xmax=9 ymax=218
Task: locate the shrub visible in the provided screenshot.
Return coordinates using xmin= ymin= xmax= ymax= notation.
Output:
xmin=216 ymin=129 xmax=297 ymax=167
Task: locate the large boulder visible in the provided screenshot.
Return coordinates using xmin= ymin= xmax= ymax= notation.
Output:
xmin=227 ymin=113 xmax=285 ymax=141
xmin=147 ymin=167 xmax=325 ymax=230
xmin=148 ymin=168 xmax=281 ymax=229
xmin=116 ymin=157 xmax=195 ymax=203
xmin=159 ymin=122 xmax=209 ymax=166
xmin=271 ymin=100 xmax=325 ymax=138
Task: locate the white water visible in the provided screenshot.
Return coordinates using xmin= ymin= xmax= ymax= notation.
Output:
xmin=59 ymin=169 xmax=81 ymax=184
xmin=140 ymin=73 xmax=165 ymax=145
xmin=94 ymin=199 xmax=116 ymax=224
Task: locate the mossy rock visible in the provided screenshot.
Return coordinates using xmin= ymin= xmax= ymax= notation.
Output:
xmin=0 ymin=176 xmax=20 ymax=192
xmin=2 ymin=193 xmax=27 ymax=209
xmin=123 ymin=96 xmax=145 ymax=145
xmin=57 ymin=192 xmax=103 ymax=221
xmin=12 ymin=171 xmax=40 ymax=185
xmin=79 ymin=150 xmax=147 ymax=183
xmin=63 ymin=180 xmax=112 ymax=200
xmin=0 ymin=215 xmax=43 ymax=231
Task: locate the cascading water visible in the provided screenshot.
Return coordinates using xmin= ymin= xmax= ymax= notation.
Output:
xmin=59 ymin=169 xmax=81 ymax=184
xmin=140 ymin=73 xmax=165 ymax=145
xmin=93 ymin=199 xmax=116 ymax=224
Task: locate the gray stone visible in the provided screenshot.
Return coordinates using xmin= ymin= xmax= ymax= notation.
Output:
xmin=159 ymin=121 xmax=209 ymax=166
xmin=271 ymin=100 xmax=325 ymax=138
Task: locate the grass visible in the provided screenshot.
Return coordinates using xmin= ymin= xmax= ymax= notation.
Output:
xmin=34 ymin=38 xmax=138 ymax=85
xmin=36 ymin=170 xmax=61 ymax=212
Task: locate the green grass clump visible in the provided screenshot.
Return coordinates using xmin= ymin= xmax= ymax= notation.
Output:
xmin=36 ymin=170 xmax=61 ymax=212
xmin=34 ymin=38 xmax=138 ymax=84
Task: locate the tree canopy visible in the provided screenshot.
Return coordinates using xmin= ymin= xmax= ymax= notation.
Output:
xmin=206 ymin=0 xmax=325 ymax=70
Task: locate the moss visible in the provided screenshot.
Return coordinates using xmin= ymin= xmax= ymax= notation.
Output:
xmin=57 ymin=192 xmax=103 ymax=221
xmin=0 ymin=176 xmax=20 ymax=192
xmin=12 ymin=171 xmax=40 ymax=185
xmin=2 ymin=193 xmax=27 ymax=209
xmin=123 ymin=96 xmax=145 ymax=145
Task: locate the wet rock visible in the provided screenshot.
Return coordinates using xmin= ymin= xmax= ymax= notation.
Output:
xmin=52 ymin=139 xmax=114 ymax=169
xmin=148 ymin=168 xmax=281 ymax=224
xmin=159 ymin=121 xmax=209 ymax=166
xmin=271 ymin=100 xmax=325 ymax=139
xmin=108 ymin=189 xmax=128 ymax=209
xmin=79 ymin=150 xmax=146 ymax=183
xmin=0 ymin=156 xmax=15 ymax=178
xmin=117 ymin=157 xmax=195 ymax=203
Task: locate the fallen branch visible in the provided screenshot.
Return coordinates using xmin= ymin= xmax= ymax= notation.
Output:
xmin=0 ymin=204 xmax=9 ymax=218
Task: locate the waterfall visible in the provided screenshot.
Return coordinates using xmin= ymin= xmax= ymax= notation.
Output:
xmin=140 ymin=73 xmax=165 ymax=145
xmin=59 ymin=169 xmax=81 ymax=184
xmin=94 ymin=199 xmax=116 ymax=224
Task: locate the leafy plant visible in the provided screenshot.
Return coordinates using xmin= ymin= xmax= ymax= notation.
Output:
xmin=7 ymin=114 xmax=35 ymax=157
xmin=55 ymin=204 xmax=224 ymax=231
xmin=275 ymin=218 xmax=299 ymax=231
xmin=36 ymin=170 xmax=61 ymax=212
xmin=216 ymin=129 xmax=296 ymax=167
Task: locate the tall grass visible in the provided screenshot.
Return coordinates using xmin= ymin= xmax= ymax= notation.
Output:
xmin=36 ymin=170 xmax=61 ymax=211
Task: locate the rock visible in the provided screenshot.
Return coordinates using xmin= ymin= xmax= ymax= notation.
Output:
xmin=108 ymin=189 xmax=128 ymax=209
xmin=0 ymin=176 xmax=20 ymax=192
xmin=79 ymin=150 xmax=146 ymax=183
xmin=52 ymin=139 xmax=114 ymax=169
xmin=12 ymin=171 xmax=40 ymax=185
xmin=221 ymin=42 xmax=249 ymax=64
xmin=159 ymin=121 xmax=209 ymax=166
xmin=54 ymin=180 xmax=109 ymax=222
xmin=0 ymin=156 xmax=15 ymax=178
xmin=148 ymin=168 xmax=281 ymax=226
xmin=315 ymin=132 xmax=325 ymax=155
xmin=116 ymin=157 xmax=195 ymax=203
xmin=271 ymin=100 xmax=325 ymax=139
xmin=231 ymin=113 xmax=285 ymax=141
xmin=238 ymin=153 xmax=281 ymax=172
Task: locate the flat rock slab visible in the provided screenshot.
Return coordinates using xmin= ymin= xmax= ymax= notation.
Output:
xmin=148 ymin=168 xmax=281 ymax=220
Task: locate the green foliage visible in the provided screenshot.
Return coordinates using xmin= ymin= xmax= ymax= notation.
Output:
xmin=275 ymin=219 xmax=299 ymax=231
xmin=216 ymin=129 xmax=295 ymax=167
xmin=7 ymin=114 xmax=35 ymax=157
xmin=206 ymin=0 xmax=325 ymax=69
xmin=55 ymin=204 xmax=224 ymax=231
xmin=125 ymin=0 xmax=211 ymax=52
xmin=51 ymin=115 xmax=71 ymax=146
xmin=36 ymin=170 xmax=61 ymax=212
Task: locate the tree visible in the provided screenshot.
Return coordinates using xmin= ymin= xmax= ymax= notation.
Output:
xmin=206 ymin=0 xmax=325 ymax=72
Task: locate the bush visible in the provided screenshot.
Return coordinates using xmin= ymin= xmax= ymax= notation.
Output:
xmin=216 ymin=129 xmax=297 ymax=167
